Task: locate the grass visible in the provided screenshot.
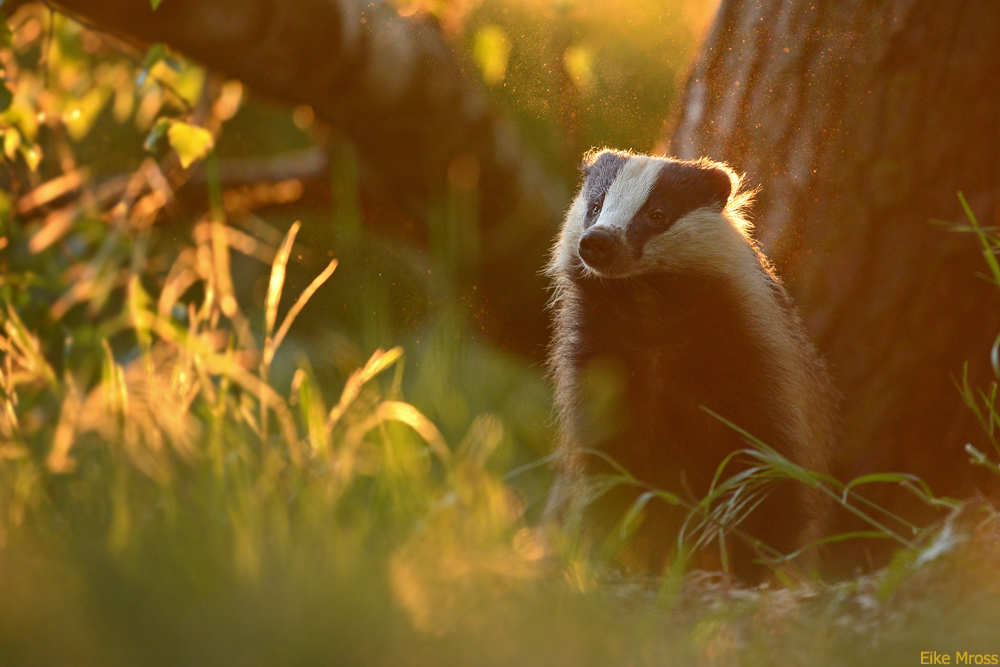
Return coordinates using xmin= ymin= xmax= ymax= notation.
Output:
xmin=4 ymin=160 xmax=1000 ymax=664
xmin=0 ymin=158 xmax=543 ymax=663
xmin=4 ymin=5 xmax=1000 ymax=664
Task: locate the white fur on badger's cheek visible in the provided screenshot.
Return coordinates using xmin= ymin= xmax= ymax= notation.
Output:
xmin=633 ymin=210 xmax=749 ymax=276
xmin=594 ymin=157 xmax=661 ymax=233
xmin=551 ymin=193 xmax=589 ymax=274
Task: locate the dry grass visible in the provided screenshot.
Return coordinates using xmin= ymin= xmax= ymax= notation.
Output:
xmin=2 ymin=5 xmax=1000 ymax=665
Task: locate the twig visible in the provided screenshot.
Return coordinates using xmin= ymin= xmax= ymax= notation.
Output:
xmin=43 ymin=3 xmax=53 ymax=89
xmin=40 ymin=0 xmax=194 ymax=114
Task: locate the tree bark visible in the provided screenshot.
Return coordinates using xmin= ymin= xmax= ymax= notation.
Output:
xmin=670 ymin=0 xmax=1000 ymax=559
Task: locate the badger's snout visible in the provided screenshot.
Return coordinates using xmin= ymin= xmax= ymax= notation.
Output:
xmin=579 ymin=228 xmax=617 ymax=269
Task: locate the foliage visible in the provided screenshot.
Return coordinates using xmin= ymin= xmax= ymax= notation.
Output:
xmin=935 ymin=194 xmax=1000 ymax=477
xmin=0 ymin=5 xmax=553 ymax=662
xmin=395 ymin=0 xmax=715 ymax=180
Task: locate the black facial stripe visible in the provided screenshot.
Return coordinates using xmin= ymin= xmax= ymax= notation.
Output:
xmin=624 ymin=159 xmax=733 ymax=253
xmin=581 ymin=151 xmax=628 ymax=229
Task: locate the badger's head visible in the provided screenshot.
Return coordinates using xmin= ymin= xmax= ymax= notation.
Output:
xmin=552 ymin=149 xmax=751 ymax=280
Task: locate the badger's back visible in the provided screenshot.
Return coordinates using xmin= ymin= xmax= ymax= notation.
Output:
xmin=545 ymin=149 xmax=836 ymax=580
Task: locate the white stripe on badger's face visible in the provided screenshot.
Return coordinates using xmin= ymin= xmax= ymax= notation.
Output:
xmin=550 ymin=150 xmax=749 ymax=282
xmin=593 ymin=157 xmax=662 ymax=233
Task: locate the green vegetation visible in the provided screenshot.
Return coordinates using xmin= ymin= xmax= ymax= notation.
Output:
xmin=1 ymin=3 xmax=1000 ymax=666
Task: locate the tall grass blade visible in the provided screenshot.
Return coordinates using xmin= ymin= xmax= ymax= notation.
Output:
xmin=3 ymin=304 xmax=57 ymax=389
xmin=326 ymin=347 xmax=404 ymax=433
xmin=271 ymin=259 xmax=338 ymax=355
xmin=260 ymin=220 xmax=301 ymax=441
xmin=701 ymin=406 xmax=920 ymax=549
xmin=46 ymin=378 xmax=81 ymax=473
xmin=264 ymin=220 xmax=301 ymax=363
xmin=958 ymin=191 xmax=1000 ymax=287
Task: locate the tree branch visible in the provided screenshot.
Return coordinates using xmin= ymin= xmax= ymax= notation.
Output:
xmin=45 ymin=0 xmax=566 ymax=229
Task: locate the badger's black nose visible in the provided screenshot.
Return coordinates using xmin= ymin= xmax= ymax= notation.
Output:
xmin=579 ymin=228 xmax=616 ymax=268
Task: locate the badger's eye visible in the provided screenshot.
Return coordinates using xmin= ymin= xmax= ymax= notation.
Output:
xmin=650 ymin=209 xmax=665 ymax=221
xmin=590 ymin=202 xmax=602 ymax=215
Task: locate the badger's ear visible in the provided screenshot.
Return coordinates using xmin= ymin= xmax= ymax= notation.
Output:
xmin=580 ymin=150 xmax=602 ymax=179
xmin=580 ymin=148 xmax=626 ymax=182
xmin=700 ymin=163 xmax=735 ymax=209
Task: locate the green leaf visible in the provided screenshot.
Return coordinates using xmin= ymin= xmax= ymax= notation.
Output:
xmin=472 ymin=25 xmax=511 ymax=86
xmin=0 ymin=84 xmax=11 ymax=114
xmin=150 ymin=0 xmax=164 ymax=9
xmin=20 ymin=143 xmax=41 ymax=171
xmin=958 ymin=190 xmax=1000 ymax=289
xmin=564 ymin=45 xmax=594 ymax=92
xmin=3 ymin=127 xmax=20 ymax=159
xmin=0 ymin=14 xmax=12 ymax=48
xmin=64 ymin=87 xmax=110 ymax=142
xmin=143 ymin=43 xmax=166 ymax=71
xmin=167 ymin=121 xmax=213 ymax=168
xmin=137 ymin=44 xmax=167 ymax=87
xmin=144 ymin=117 xmax=171 ymax=152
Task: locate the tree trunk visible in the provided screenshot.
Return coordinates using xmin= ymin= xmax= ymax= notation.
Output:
xmin=670 ymin=0 xmax=1000 ymax=561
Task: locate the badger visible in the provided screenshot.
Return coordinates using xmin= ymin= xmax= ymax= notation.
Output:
xmin=544 ymin=149 xmax=837 ymax=581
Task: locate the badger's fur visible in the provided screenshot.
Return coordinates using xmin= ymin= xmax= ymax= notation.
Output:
xmin=544 ymin=149 xmax=837 ymax=581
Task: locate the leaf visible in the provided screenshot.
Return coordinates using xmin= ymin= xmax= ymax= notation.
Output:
xmin=325 ymin=347 xmax=404 ymax=433
xmin=472 ymin=25 xmax=511 ymax=86
xmin=144 ymin=117 xmax=171 ymax=152
xmin=0 ymin=84 xmax=12 ymax=114
xmin=0 ymin=14 xmax=11 ymax=48
xmin=47 ymin=379 xmax=82 ymax=473
xmin=263 ymin=221 xmax=301 ymax=361
xmin=840 ymin=471 xmax=929 ymax=502
xmin=150 ymin=0 xmax=164 ymax=9
xmin=167 ymin=121 xmax=213 ymax=168
xmin=270 ymin=258 xmax=338 ymax=359
xmin=959 ymin=190 xmax=1000 ymax=288
xmin=20 ymin=143 xmax=41 ymax=171
xmin=564 ymin=45 xmax=594 ymax=92
xmin=136 ymin=44 xmax=166 ymax=87
xmin=64 ymin=87 xmax=110 ymax=142
xmin=3 ymin=127 xmax=19 ymax=159
xmin=143 ymin=43 xmax=166 ymax=71
xmin=618 ymin=490 xmax=658 ymax=539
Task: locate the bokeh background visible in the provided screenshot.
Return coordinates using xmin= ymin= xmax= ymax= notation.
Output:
xmin=2 ymin=0 xmax=1000 ymax=663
